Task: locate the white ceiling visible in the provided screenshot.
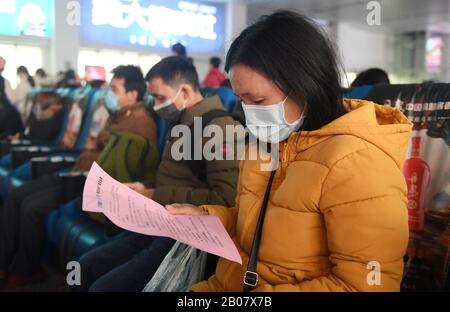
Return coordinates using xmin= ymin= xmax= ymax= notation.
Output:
xmin=229 ymin=0 xmax=450 ymax=34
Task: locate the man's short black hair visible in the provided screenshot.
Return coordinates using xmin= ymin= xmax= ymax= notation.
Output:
xmin=111 ymin=65 xmax=147 ymax=102
xmin=171 ymin=43 xmax=187 ymax=57
xmin=145 ymin=56 xmax=200 ymax=92
xmin=210 ymin=57 xmax=221 ymax=68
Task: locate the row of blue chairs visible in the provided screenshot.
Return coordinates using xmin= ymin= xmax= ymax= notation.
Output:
xmin=0 ymin=84 xmax=374 ymax=272
xmin=6 ymin=83 xmax=372 ymax=267
xmin=0 ymin=87 xmax=103 ymax=194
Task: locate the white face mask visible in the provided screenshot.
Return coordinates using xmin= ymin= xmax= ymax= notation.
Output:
xmin=242 ymin=96 xmax=305 ymax=143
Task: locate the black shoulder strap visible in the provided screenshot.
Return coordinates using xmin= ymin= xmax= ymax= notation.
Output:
xmin=243 ymin=170 xmax=276 ymax=291
xmin=188 ymin=109 xmax=245 ymax=183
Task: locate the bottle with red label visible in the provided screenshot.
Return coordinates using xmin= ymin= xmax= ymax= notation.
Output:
xmin=403 ymin=136 xmax=431 ymax=232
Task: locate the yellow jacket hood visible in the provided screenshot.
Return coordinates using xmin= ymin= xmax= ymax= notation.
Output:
xmin=292 ymin=99 xmax=413 ymax=169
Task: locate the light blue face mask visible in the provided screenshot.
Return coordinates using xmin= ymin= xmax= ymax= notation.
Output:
xmin=104 ymin=90 xmax=120 ymax=112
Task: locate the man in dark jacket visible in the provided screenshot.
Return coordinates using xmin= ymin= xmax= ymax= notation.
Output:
xmin=76 ymin=57 xmax=243 ymax=292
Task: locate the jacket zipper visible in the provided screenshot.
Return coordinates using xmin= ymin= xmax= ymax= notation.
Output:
xmin=282 ymin=141 xmax=289 ymax=164
xmin=271 ymin=141 xmax=288 ymax=182
xmin=281 ymin=140 xmax=290 ymax=175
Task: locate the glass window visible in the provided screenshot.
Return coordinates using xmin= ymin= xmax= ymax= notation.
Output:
xmin=0 ymin=43 xmax=43 ymax=88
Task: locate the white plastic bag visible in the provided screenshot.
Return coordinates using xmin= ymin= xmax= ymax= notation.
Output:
xmin=142 ymin=242 xmax=208 ymax=292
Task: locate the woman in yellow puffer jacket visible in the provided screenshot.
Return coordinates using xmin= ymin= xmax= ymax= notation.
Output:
xmin=167 ymin=10 xmax=412 ymax=292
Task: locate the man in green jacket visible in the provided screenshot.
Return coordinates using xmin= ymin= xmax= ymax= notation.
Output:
xmin=75 ymin=57 xmax=242 ymax=292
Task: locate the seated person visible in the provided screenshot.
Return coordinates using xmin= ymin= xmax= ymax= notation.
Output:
xmin=169 ymin=11 xmax=411 ymax=292
xmin=203 ymin=57 xmax=226 ymax=88
xmin=0 ymin=75 xmax=23 ymax=139
xmin=6 ymin=91 xmax=65 ymax=142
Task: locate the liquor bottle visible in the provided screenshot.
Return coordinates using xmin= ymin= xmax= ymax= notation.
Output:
xmin=403 ymin=136 xmax=431 ymax=232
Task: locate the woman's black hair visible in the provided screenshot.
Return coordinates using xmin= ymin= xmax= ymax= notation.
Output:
xmin=225 ymin=10 xmax=344 ymax=131
xmin=17 ymin=65 xmax=35 ymax=88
